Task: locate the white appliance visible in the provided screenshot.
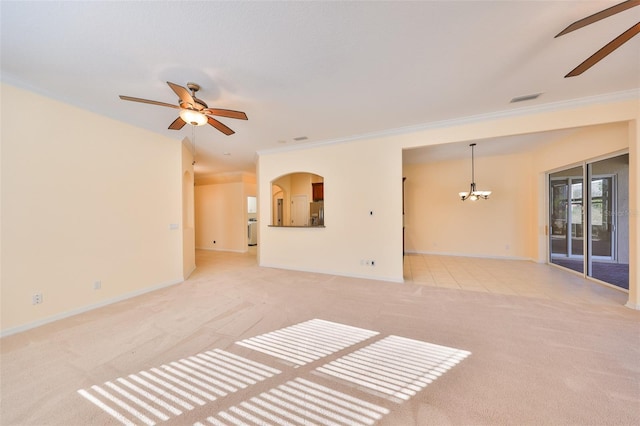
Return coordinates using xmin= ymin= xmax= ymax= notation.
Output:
xmin=248 ymin=219 xmax=257 ymax=246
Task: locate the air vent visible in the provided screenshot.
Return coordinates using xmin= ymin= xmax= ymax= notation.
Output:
xmin=293 ymin=136 xmax=308 ymax=141
xmin=510 ymin=93 xmax=542 ymax=103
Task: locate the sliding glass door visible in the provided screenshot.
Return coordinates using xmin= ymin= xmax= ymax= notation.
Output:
xmin=549 ymin=154 xmax=629 ymax=289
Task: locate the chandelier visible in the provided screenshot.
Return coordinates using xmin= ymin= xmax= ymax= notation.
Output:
xmin=459 ymin=143 xmax=491 ymax=201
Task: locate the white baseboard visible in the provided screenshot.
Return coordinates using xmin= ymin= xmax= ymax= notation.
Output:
xmin=196 ymin=246 xmax=248 ymax=253
xmin=0 ymin=278 xmax=184 ymax=338
xmin=184 ymin=264 xmax=197 ymax=280
xmin=404 ymin=250 xmax=534 ymax=262
xmin=624 ymin=301 xmax=640 ymax=310
xmin=259 ymin=262 xmax=404 ymax=284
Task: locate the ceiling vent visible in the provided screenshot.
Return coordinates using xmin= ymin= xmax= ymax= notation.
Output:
xmin=510 ymin=93 xmax=542 ymax=103
xmin=293 ymin=136 xmax=309 ymax=141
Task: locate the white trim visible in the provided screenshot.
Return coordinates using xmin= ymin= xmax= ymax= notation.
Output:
xmin=196 ymin=247 xmax=248 ymax=253
xmin=183 ymin=264 xmax=197 ymax=280
xmin=258 ymin=262 xmax=404 ymax=284
xmin=404 ymin=250 xmax=533 ymax=262
xmin=585 ymin=275 xmax=629 ymax=293
xmin=545 ymin=149 xmax=629 ymax=175
xmin=0 ymin=278 xmax=184 ymax=338
xmin=258 ymin=89 xmax=640 ymax=156
xmin=548 ymin=262 xmax=628 ymax=293
xmin=624 ymin=301 xmax=640 ymax=310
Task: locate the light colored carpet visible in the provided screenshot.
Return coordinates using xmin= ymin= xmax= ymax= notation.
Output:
xmin=1 ymin=250 xmax=639 ymax=425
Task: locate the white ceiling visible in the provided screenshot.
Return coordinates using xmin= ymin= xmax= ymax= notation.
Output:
xmin=2 ymin=1 xmax=639 ymax=176
xmin=403 ymin=128 xmax=579 ymax=164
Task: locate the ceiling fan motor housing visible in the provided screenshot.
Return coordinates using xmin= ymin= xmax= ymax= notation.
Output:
xmin=185 ymin=83 xmax=208 ymax=110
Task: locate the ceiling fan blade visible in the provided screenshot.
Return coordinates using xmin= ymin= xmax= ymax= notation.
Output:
xmin=168 ymin=116 xmax=186 ymax=130
xmin=207 ymin=116 xmax=235 ymax=135
xmin=556 ymin=0 xmax=639 ymax=37
xmin=565 ymin=22 xmax=640 ymax=77
xmin=166 ymin=81 xmax=196 ymax=108
xmin=202 ymin=108 xmax=248 ymax=120
xmin=119 ymin=95 xmax=179 ymax=109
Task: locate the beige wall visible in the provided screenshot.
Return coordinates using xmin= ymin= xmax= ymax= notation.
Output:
xmin=531 ymin=122 xmax=631 ymax=264
xmin=627 ymin=118 xmax=639 ymax=309
xmin=259 ymin=138 xmax=404 ymax=282
xmin=258 ymin=96 xmax=638 ymax=306
xmin=404 ymin=122 xmax=630 ymax=261
xmin=1 ymin=83 xmax=186 ymax=335
xmin=181 ymin=141 xmax=196 ymax=279
xmin=404 ymin=151 xmax=534 ymax=259
xmin=194 ymin=173 xmax=256 ymax=253
xmin=532 ymin=123 xmax=629 ymax=172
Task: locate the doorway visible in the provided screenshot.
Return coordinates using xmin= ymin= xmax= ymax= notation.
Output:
xmin=291 ymin=195 xmax=309 ymax=226
xmin=549 ymin=154 xmax=629 ymax=289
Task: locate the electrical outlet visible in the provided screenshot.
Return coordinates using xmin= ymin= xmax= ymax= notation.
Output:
xmin=93 ymin=280 xmax=102 ymax=290
xmin=32 ymin=293 xmax=43 ymax=305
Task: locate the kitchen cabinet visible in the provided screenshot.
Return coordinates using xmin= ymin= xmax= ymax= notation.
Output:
xmin=312 ymin=182 xmax=324 ymax=201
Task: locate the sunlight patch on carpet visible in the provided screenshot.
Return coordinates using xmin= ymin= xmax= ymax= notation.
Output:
xmin=315 ymin=335 xmax=471 ymax=403
xmin=194 ymin=377 xmax=389 ymax=426
xmin=235 ymin=318 xmax=379 ymax=367
xmin=77 ymin=349 xmax=280 ymax=425
xmin=78 ymin=319 xmax=470 ymax=425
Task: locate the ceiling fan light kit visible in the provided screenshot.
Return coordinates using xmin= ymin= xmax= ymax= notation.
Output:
xmin=459 ymin=143 xmax=491 ymax=202
xmin=119 ymin=81 xmax=248 ymax=134
xmin=179 ymin=109 xmax=208 ymax=126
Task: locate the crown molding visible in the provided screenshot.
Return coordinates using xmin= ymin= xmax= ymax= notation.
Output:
xmin=257 ymin=89 xmax=640 ymax=156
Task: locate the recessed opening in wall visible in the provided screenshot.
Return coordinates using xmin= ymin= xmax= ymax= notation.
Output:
xmin=271 ymin=172 xmax=324 ymax=227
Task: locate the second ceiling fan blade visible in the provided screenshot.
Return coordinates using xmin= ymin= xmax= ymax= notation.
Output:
xmin=556 ymin=0 xmax=639 ymax=37
xmin=119 ymin=95 xmax=179 ymax=109
xmin=207 ymin=116 xmax=235 ymax=135
xmin=167 ymin=81 xmax=196 ymax=108
xmin=565 ymin=22 xmax=640 ymax=77
xmin=203 ymin=108 xmax=248 ymax=120
xmin=168 ymin=116 xmax=186 ymax=130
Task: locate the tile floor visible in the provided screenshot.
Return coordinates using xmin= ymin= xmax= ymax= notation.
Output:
xmin=403 ymin=253 xmax=629 ymax=305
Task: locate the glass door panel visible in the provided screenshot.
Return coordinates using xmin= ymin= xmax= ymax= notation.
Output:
xmin=570 ymin=179 xmax=584 ymax=257
xmin=588 ymin=155 xmax=629 ymax=289
xmin=549 ymin=166 xmax=584 ymax=274
xmin=590 ymin=177 xmax=613 ymax=258
xmin=550 ymin=180 xmax=569 ymax=257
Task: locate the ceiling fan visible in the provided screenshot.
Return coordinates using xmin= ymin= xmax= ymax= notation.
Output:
xmin=556 ymin=0 xmax=639 ymax=77
xmin=119 ymin=81 xmax=247 ymax=135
